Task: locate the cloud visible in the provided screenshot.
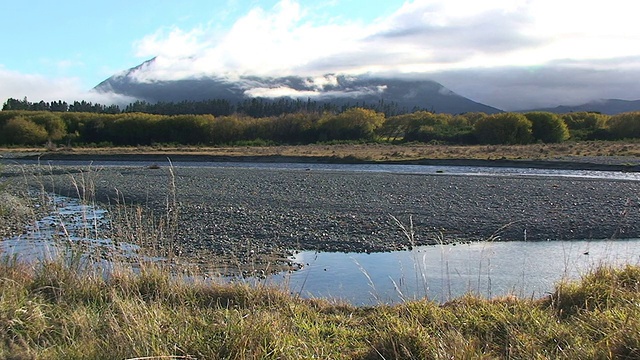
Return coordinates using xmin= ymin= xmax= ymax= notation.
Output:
xmin=134 ymin=26 xmax=207 ymax=59
xmin=244 ymin=83 xmax=387 ymax=99
xmin=6 ymin=0 xmax=632 ymax=109
xmin=129 ymin=0 xmax=373 ymax=81
xmin=128 ymin=0 xmax=554 ymax=79
xmin=369 ymin=1 xmax=540 ymax=56
xmin=0 ymin=66 xmax=136 ymax=106
xmin=126 ymin=0 xmax=640 ymax=105
xmin=429 ymin=59 xmax=640 ymax=110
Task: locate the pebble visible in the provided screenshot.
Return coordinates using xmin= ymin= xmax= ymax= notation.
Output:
xmin=4 ymin=164 xmax=640 ymax=271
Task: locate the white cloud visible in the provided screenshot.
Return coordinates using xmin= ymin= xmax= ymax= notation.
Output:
xmin=129 ymin=0 xmax=640 ymax=77
xmin=134 ymin=26 xmax=207 ymax=59
xmin=303 ymin=75 xmax=339 ymax=90
xmin=0 ymin=66 xmax=135 ymax=106
xmin=129 ymin=0 xmax=374 ymax=80
xmin=244 ymin=83 xmax=387 ymax=99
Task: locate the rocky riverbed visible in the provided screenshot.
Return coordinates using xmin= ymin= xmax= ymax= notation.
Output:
xmin=2 ymin=162 xmax=640 ymax=273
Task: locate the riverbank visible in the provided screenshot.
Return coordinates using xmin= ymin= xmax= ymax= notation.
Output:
xmin=2 ymin=141 xmax=640 ymax=171
xmin=11 ymin=151 xmax=640 ymax=172
xmin=3 ymin=159 xmax=639 ymax=274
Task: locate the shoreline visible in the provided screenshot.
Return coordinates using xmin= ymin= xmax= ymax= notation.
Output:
xmin=3 ymin=144 xmax=640 ymax=274
xmin=4 ymin=160 xmax=639 ymax=274
xmin=6 ymin=150 xmax=640 ymax=172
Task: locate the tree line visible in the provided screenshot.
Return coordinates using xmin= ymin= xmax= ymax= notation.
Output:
xmin=1 ymin=104 xmax=638 ymax=147
xmin=2 ymin=97 xmax=411 ymax=118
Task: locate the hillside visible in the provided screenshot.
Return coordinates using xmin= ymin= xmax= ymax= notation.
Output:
xmin=94 ymin=58 xmax=502 ymax=114
xmin=527 ymin=99 xmax=640 ymax=115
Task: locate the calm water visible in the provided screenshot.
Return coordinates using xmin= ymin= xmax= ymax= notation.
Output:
xmin=265 ymin=240 xmax=640 ymax=305
xmin=7 ymin=199 xmax=638 ymax=306
xmin=5 ymin=158 xmax=640 ymax=181
xmin=6 ymin=200 xmax=638 ymax=306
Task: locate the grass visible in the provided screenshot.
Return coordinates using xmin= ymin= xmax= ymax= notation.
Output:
xmin=0 ymin=258 xmax=639 ymax=359
xmin=3 ymin=140 xmax=640 ymax=163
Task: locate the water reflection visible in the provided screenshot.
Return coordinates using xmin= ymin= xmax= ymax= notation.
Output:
xmin=268 ymin=240 xmax=640 ymax=305
xmin=6 ymin=159 xmax=640 ymax=181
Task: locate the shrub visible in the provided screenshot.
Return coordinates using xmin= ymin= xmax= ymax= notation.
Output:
xmin=319 ymin=108 xmax=385 ymax=141
xmin=524 ymin=112 xmax=570 ymax=143
xmin=399 ymin=112 xmax=472 ymax=143
xmin=607 ymin=112 xmax=640 ymax=139
xmin=31 ymin=113 xmax=68 ymax=142
xmin=473 ymin=113 xmax=533 ymax=144
xmin=562 ymin=112 xmax=610 ymax=140
xmin=1 ymin=116 xmax=48 ymax=145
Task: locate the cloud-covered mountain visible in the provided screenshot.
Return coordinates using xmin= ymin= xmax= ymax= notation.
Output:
xmin=525 ymin=99 xmax=640 ymax=115
xmin=94 ymin=58 xmax=501 ymax=114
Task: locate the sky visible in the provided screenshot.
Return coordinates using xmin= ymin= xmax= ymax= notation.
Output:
xmin=2 ymin=0 xmax=640 ymax=110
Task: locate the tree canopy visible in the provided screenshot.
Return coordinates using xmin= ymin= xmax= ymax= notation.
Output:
xmin=2 ymin=97 xmax=639 ymax=146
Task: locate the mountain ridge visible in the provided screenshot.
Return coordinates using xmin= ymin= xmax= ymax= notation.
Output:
xmin=96 ymin=59 xmax=640 ymax=115
xmin=94 ymin=58 xmax=502 ymax=114
xmin=522 ymin=99 xmax=640 ymax=115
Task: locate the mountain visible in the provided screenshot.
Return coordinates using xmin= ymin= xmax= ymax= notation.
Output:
xmin=525 ymin=99 xmax=640 ymax=115
xmin=94 ymin=58 xmax=501 ymax=114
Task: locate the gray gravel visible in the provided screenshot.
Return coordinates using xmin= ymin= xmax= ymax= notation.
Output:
xmin=4 ymin=164 xmax=640 ymax=269
xmin=3 ymin=162 xmax=640 ymax=271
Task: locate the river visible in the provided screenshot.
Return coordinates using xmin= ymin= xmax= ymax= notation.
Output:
xmin=6 ymin=158 xmax=640 ymax=181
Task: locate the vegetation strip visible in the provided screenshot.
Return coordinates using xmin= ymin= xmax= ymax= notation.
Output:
xmin=1 ymin=259 xmax=639 ymax=359
xmin=1 ymin=106 xmax=639 ymax=148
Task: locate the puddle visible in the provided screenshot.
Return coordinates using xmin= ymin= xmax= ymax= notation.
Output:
xmin=0 ymin=194 xmax=153 ymax=269
xmin=266 ymin=240 xmax=640 ymax=305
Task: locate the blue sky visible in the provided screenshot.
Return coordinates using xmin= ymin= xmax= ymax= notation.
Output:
xmin=1 ymin=0 xmax=396 ymax=87
xmin=2 ymin=0 xmax=640 ymax=110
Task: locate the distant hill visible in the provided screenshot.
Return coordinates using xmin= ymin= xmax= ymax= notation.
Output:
xmin=94 ymin=58 xmax=502 ymax=115
xmin=525 ymin=99 xmax=640 ymax=115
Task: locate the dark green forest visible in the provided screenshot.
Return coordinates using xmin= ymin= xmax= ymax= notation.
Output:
xmin=1 ymin=96 xmax=408 ymax=118
xmin=1 ymin=97 xmax=639 ymax=147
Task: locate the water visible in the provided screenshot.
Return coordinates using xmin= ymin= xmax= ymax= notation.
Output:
xmin=5 ymin=158 xmax=640 ymax=181
xmin=3 ymin=193 xmax=639 ymax=305
xmin=0 ymin=195 xmax=148 ymax=269
xmin=266 ymin=240 xmax=640 ymax=305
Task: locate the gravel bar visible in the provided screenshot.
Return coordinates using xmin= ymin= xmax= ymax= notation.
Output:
xmin=4 ymin=163 xmax=640 ymax=270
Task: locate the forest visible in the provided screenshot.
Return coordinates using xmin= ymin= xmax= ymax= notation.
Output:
xmin=1 ymin=96 xmax=409 ymax=118
xmin=1 ymin=97 xmax=639 ymax=147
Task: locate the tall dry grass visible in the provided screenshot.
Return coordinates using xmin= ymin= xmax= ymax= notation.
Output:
xmin=4 ymin=140 xmax=640 ymax=162
xmin=1 ymin=257 xmax=639 ymax=359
